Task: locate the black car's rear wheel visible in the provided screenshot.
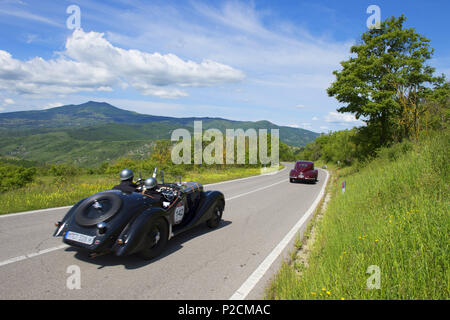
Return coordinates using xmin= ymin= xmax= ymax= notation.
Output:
xmin=206 ymin=201 xmax=224 ymax=229
xmin=138 ymin=218 xmax=169 ymax=260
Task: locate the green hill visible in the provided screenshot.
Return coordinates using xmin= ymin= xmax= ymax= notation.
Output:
xmin=0 ymin=101 xmax=318 ymax=166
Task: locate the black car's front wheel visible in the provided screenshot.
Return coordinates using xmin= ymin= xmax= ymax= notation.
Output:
xmin=206 ymin=201 xmax=224 ymax=229
xmin=138 ymin=218 xmax=169 ymax=260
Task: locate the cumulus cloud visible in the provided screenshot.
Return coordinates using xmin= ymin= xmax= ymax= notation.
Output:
xmin=0 ymin=29 xmax=245 ymax=99
xmin=325 ymin=112 xmax=364 ymax=126
xmin=0 ymin=49 xmax=117 ymax=95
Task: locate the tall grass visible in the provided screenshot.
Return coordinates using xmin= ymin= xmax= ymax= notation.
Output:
xmin=266 ymin=130 xmax=449 ymax=300
xmin=0 ymin=165 xmax=282 ymax=215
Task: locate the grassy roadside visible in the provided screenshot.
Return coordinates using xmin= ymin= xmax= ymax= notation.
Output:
xmin=266 ymin=131 xmax=449 ymax=300
xmin=0 ymin=165 xmax=284 ymax=215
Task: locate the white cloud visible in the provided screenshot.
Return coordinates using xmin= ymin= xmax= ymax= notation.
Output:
xmin=103 ymin=2 xmax=352 ymax=92
xmin=324 ymin=112 xmax=364 ymax=126
xmin=312 ymin=116 xmax=319 ymax=121
xmin=0 ymin=49 xmax=116 ymax=96
xmin=42 ymin=102 xmax=63 ymax=110
xmin=300 ymin=122 xmax=312 ymax=129
xmin=0 ymin=7 xmax=61 ymax=27
xmin=287 ymin=124 xmax=300 ymax=128
xmin=0 ymin=29 xmax=245 ymax=99
xmin=3 ymin=98 xmax=14 ymax=105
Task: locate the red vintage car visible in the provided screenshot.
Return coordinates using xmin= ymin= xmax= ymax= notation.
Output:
xmin=289 ymin=161 xmax=318 ymax=183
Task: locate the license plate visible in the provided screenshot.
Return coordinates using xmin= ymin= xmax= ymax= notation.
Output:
xmin=65 ymin=231 xmax=95 ymax=245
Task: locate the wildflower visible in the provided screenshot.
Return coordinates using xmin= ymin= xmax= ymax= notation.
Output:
xmin=326 ymin=291 xmax=331 ymax=295
xmin=341 ymin=297 xmax=345 ymax=300
xmin=311 ymin=292 xmax=316 ymax=295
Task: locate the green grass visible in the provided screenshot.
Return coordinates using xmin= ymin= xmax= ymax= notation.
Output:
xmin=266 ymin=130 xmax=449 ymax=300
xmin=0 ymin=165 xmax=283 ymax=215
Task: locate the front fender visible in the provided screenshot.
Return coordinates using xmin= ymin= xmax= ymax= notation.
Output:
xmin=196 ymin=190 xmax=225 ymax=224
xmin=114 ymin=207 xmax=169 ymax=256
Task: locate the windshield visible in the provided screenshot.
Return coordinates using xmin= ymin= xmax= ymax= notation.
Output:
xmin=296 ymin=163 xmax=309 ymax=169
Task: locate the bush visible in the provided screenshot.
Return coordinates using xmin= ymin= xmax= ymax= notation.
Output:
xmin=48 ymin=164 xmax=79 ymax=177
xmin=0 ymin=163 xmax=36 ymax=192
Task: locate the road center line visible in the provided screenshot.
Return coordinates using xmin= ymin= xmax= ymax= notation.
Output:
xmin=0 ymin=176 xmax=287 ymax=268
xmin=0 ymin=166 xmax=288 ymax=219
xmin=0 ymin=244 xmax=69 ymax=267
xmin=225 ymin=179 xmax=286 ymax=201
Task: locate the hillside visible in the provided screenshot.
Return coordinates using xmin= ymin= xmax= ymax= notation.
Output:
xmin=267 ymin=130 xmax=449 ymax=299
xmin=0 ymin=101 xmax=319 ymax=165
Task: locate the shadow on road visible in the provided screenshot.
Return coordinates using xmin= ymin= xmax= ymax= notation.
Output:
xmin=289 ymin=180 xmax=318 ymax=184
xmin=66 ymin=220 xmax=232 ymax=270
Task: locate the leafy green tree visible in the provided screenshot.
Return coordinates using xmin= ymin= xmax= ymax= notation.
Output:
xmin=0 ymin=163 xmax=36 ymax=192
xmin=327 ymin=15 xmax=444 ymax=145
xmin=420 ymin=81 xmax=450 ymax=132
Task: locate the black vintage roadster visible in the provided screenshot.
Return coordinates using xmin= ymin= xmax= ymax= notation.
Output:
xmin=53 ymin=168 xmax=225 ymax=260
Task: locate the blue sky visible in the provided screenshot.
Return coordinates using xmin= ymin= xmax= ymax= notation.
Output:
xmin=0 ymin=0 xmax=449 ymax=133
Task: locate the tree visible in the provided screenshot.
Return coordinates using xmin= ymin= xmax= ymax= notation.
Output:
xmin=327 ymin=15 xmax=444 ymax=145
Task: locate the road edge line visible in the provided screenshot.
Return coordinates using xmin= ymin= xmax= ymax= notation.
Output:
xmin=229 ymin=168 xmax=330 ymax=300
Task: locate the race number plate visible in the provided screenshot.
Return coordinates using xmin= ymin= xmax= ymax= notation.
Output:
xmin=174 ymin=204 xmax=185 ymax=224
xmin=65 ymin=231 xmax=95 ymax=245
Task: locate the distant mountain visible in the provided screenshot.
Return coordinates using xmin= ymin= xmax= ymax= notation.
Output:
xmin=0 ymin=101 xmax=182 ymax=129
xmin=0 ymin=101 xmax=319 ymax=166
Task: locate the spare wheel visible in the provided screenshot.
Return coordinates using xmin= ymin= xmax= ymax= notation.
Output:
xmin=74 ymin=193 xmax=123 ymax=227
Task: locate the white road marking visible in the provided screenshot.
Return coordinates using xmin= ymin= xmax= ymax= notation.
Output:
xmin=0 ymin=175 xmax=287 ymax=268
xmin=0 ymin=244 xmax=69 ymax=267
xmin=0 ymin=206 xmax=72 ymax=219
xmin=225 ymin=179 xmax=286 ymax=201
xmin=0 ymin=166 xmax=288 ymax=219
xmin=206 ymin=166 xmax=287 ymax=187
xmin=229 ymin=169 xmax=329 ymax=300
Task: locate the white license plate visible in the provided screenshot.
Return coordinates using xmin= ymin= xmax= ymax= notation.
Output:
xmin=65 ymin=231 xmax=95 ymax=245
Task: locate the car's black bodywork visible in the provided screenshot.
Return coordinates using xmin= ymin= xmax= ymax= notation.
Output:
xmin=53 ymin=178 xmax=225 ymax=260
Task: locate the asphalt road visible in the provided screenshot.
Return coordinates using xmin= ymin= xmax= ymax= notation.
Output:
xmin=0 ymin=164 xmax=328 ymax=300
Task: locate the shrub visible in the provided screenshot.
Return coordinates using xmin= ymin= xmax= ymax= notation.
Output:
xmin=48 ymin=164 xmax=79 ymax=177
xmin=0 ymin=163 xmax=36 ymax=192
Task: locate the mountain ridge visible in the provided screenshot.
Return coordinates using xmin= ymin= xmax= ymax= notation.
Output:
xmin=0 ymin=101 xmax=319 ymax=166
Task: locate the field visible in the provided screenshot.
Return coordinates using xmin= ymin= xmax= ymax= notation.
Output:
xmin=266 ymin=130 xmax=449 ymax=300
xmin=0 ymin=165 xmax=283 ymax=215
